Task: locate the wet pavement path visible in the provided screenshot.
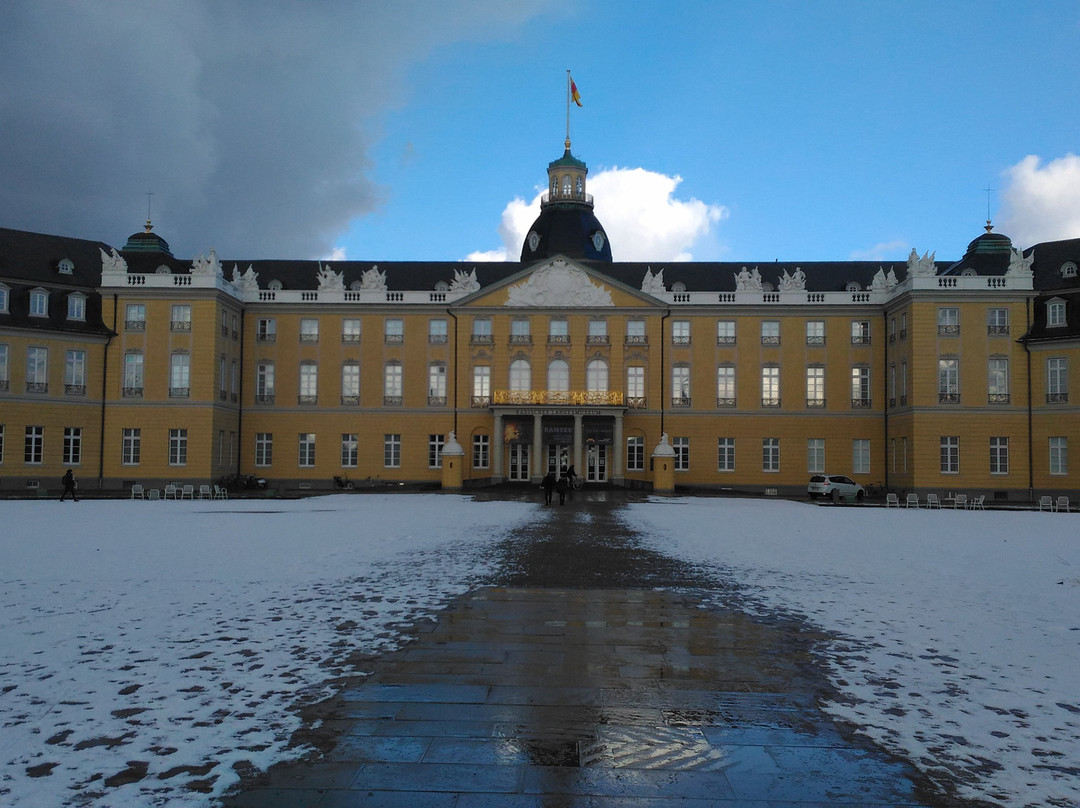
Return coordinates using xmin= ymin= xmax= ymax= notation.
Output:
xmin=222 ymin=492 xmax=967 ymax=807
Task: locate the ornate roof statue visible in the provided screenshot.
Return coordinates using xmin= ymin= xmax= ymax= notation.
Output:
xmin=734 ymin=266 xmax=763 ymax=291
xmin=907 ymin=248 xmax=937 ymax=277
xmin=359 ymin=264 xmax=387 ymax=290
xmin=191 ymin=249 xmax=223 ymax=277
xmin=641 ymin=267 xmax=667 ymax=294
xmin=778 ymin=267 xmax=806 ymax=291
xmin=316 ymin=263 xmax=345 ymax=290
xmin=505 ymin=259 xmax=613 ymax=307
xmin=450 ymin=267 xmax=480 ymax=293
xmin=100 ymin=247 xmax=128 ymax=276
xmin=1007 ymin=247 xmax=1034 ymax=277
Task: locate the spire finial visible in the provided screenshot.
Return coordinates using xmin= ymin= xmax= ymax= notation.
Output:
xmin=984 ymin=183 xmax=995 ymax=232
xmin=145 ymin=189 xmax=154 ymax=232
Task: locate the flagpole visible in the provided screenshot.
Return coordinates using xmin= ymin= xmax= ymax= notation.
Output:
xmin=565 ymin=69 xmax=571 ymax=145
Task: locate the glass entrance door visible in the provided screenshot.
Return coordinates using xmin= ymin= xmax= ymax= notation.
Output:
xmin=586 ymin=443 xmax=608 ymax=482
xmin=508 ymin=444 xmax=530 ymax=481
xmin=547 ymin=444 xmax=570 ymax=476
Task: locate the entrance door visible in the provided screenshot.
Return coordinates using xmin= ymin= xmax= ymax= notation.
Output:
xmin=547 ymin=444 xmax=570 ymax=476
xmin=508 ymin=444 xmax=530 ymax=481
xmin=586 ymin=443 xmax=608 ymax=482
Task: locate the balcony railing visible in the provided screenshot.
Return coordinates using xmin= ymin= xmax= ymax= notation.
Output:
xmin=123 ymin=386 xmax=143 ymax=398
xmin=938 ymin=325 xmax=960 ymax=336
xmin=65 ymin=384 xmax=85 ymax=396
xmin=806 ymin=336 xmax=825 ymax=346
xmin=851 ymin=335 xmax=871 ymax=345
xmin=471 ymin=395 xmax=490 ymax=408
xmin=257 ymin=332 xmax=276 ymax=342
xmin=938 ymin=392 xmax=960 ymax=404
xmin=492 ymin=390 xmax=625 ymax=406
xmin=255 ymin=393 xmax=275 ymax=404
xmin=125 ymin=320 xmax=145 ymax=331
xmin=624 ymin=335 xmax=649 ymax=345
xmin=383 ymin=395 xmax=403 ymax=406
xmin=548 ymin=334 xmax=570 ymax=345
xmin=0 ymin=379 xmax=8 ymax=391
xmin=716 ymin=397 xmax=736 ymax=408
xmin=428 ymin=395 xmax=447 ymax=406
xmin=851 ymin=398 xmax=872 ymax=409
xmin=627 ymin=396 xmax=647 ymax=409
xmin=169 ymin=387 xmax=190 ymax=398
xmin=761 ymin=398 xmax=781 ymax=408
xmin=988 ymin=393 xmax=1011 ymax=404
xmin=586 ymin=334 xmax=609 ymax=345
xmin=1047 ymin=392 xmax=1069 ymax=404
xmin=988 ymin=325 xmax=1010 ymax=336
xmin=298 ymin=394 xmax=317 ymax=404
xmin=470 ymin=334 xmax=493 ymax=345
xmin=384 ymin=334 xmax=404 ymax=345
xmin=428 ymin=334 xmax=447 ymax=344
xmin=671 ymin=396 xmax=691 ymax=407
xmin=509 ymin=334 xmax=532 ymax=345
xmin=26 ymin=382 xmax=48 ymax=393
xmin=299 ymin=333 xmax=319 ymax=343
xmin=806 ymin=398 xmax=826 ymax=408
xmin=342 ymin=333 xmax=361 ymax=343
xmin=341 ymin=395 xmax=360 ymax=406
xmin=761 ymin=336 xmax=781 ymax=346
xmin=171 ymin=321 xmax=191 ymax=332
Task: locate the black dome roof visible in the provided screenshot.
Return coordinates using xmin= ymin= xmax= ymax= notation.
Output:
xmin=121 ymin=223 xmax=172 ymax=256
xmin=520 ymin=206 xmax=612 ymax=262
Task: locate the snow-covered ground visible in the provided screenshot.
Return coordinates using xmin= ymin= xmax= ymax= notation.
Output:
xmin=629 ymin=497 xmax=1080 ymax=808
xmin=1 ymin=494 xmax=1077 ymax=808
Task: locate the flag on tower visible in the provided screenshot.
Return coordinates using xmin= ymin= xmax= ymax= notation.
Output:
xmin=570 ymin=76 xmax=582 ymax=107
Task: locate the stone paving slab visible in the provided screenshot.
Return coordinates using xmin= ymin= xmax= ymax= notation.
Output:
xmin=222 ymin=586 xmax=939 ymax=806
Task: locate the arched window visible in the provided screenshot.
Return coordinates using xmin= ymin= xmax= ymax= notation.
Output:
xmin=562 ymin=175 xmax=572 ymax=196
xmin=587 ymin=359 xmax=608 ymax=392
xmin=548 ymin=359 xmax=569 ymax=392
xmin=509 ymin=359 xmax=531 ymax=391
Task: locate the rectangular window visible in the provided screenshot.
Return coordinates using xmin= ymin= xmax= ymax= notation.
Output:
xmin=717 ymin=437 xmax=735 ymax=472
xmin=851 ymin=320 xmax=870 ymax=344
xmin=587 ymin=319 xmax=608 ymax=344
xmin=257 ymin=318 xmax=276 ymax=341
xmin=429 ymin=434 xmax=445 ymax=469
xmin=0 ymin=343 xmax=8 ymax=389
xmin=299 ymin=362 xmax=318 ymax=403
xmin=549 ymin=318 xmax=569 ymax=343
xmin=510 ymin=318 xmax=531 ymax=344
xmin=627 ymin=366 xmax=645 ymax=400
xmin=938 ymin=307 xmax=960 ymax=335
xmin=122 ymin=428 xmax=140 ymax=465
xmin=901 ymin=313 xmax=908 ymax=338
xmin=219 ymin=357 xmax=227 ymax=398
xmin=384 ymin=362 xmax=403 ymax=404
xmin=300 ymin=318 xmax=319 ymax=342
xmin=806 ymin=366 xmax=824 ymax=407
xmin=717 ymin=365 xmax=735 ymax=406
xmin=940 ymin=436 xmax=959 ymax=474
xmin=0 ymin=424 xmax=4 ymax=463
xmin=256 ymin=362 xmax=275 ymax=401
xmin=341 ymin=433 xmax=358 ymax=467
xmin=298 ymin=433 xmax=316 ymax=467
xmin=938 ymin=358 xmax=959 ymax=403
xmin=988 ymin=307 xmax=1009 ymax=335
xmin=1048 ymin=300 xmax=1066 ymax=328
xmin=125 ymin=303 xmax=145 ymax=330
xmin=717 ymin=320 xmax=736 ymax=345
xmin=170 ymin=353 xmax=190 ymax=397
xmin=806 ymin=320 xmax=825 ymax=345
xmin=626 ymin=320 xmax=647 ymax=343
xmin=473 ymin=434 xmax=489 ymax=469
xmin=1049 ymin=436 xmax=1068 ymax=475
xmin=890 ymin=317 xmax=897 ymax=342
xmin=1047 ymin=357 xmax=1068 ymax=402
xmin=29 ymin=290 xmax=48 ymax=317
xmin=170 ymin=304 xmax=191 ymax=331
xmin=672 ymin=320 xmax=691 ymax=344
xmin=63 ymin=427 xmax=82 ymax=465
xmin=65 ymin=349 xmax=86 ymax=394
xmin=851 ymin=367 xmax=870 ymax=407
xmin=627 ymin=436 xmax=644 ymax=471
xmin=471 ymin=318 xmax=492 ymax=343
xmin=428 ymin=318 xmax=448 ymax=343
xmin=342 ymin=318 xmax=361 ymax=343
xmin=26 ymin=346 xmax=48 ymax=391
xmin=988 ymin=358 xmax=1009 ymax=403
xmin=852 ymin=439 xmax=870 ymax=475
xmin=672 ymin=365 xmax=690 ymax=405
xmin=761 ymin=366 xmax=780 ymax=407
xmin=169 ymin=428 xmax=188 ymax=466
xmin=989 ymin=437 xmax=1009 ymax=475
xmin=762 ymin=437 xmax=780 ymax=472
xmin=900 ymin=359 xmax=908 ymax=401
xmin=123 ymin=351 xmax=144 ymax=396
xmin=807 ymin=438 xmax=825 ymax=474
xmin=761 ymin=320 xmax=780 ymax=345
xmin=67 ymin=295 xmax=85 ymax=321
xmin=385 ymin=318 xmax=404 ymax=343
xmin=472 ymin=365 xmax=490 ymax=405
xmin=255 ymin=432 xmax=273 ymax=467
xmin=384 ymin=434 xmax=401 ymax=468
xmin=428 ymin=364 xmax=447 ymax=404
xmin=341 ymin=362 xmax=360 ymax=403
xmin=24 ymin=426 xmax=43 ymax=464
xmin=673 ymin=436 xmax=689 ymax=471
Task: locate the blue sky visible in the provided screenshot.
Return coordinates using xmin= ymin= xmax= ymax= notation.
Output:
xmin=2 ymin=1 xmax=1079 ymax=264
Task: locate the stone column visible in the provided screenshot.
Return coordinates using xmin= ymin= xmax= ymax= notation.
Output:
xmin=573 ymin=413 xmax=583 ymax=478
xmin=492 ymin=412 xmax=504 ymax=483
xmin=612 ymin=413 xmax=624 ymax=486
xmin=532 ymin=412 xmax=543 ymax=481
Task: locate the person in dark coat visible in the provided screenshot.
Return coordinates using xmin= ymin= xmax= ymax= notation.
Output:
xmin=541 ymin=471 xmax=556 ymax=505
xmin=59 ymin=469 xmax=78 ymax=502
xmin=556 ymin=474 xmax=569 ymax=505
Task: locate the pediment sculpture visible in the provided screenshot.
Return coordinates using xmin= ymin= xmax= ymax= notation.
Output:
xmin=191 ymin=249 xmax=223 ymax=277
xmin=450 ymin=267 xmax=480 ymax=293
xmin=505 ymin=260 xmax=613 ymax=307
xmin=641 ymin=267 xmax=667 ymax=294
xmin=907 ymin=248 xmax=937 ymax=277
xmin=360 ymin=265 xmax=387 ymax=290
xmin=734 ymin=266 xmax=762 ymax=291
xmin=1007 ymin=247 xmax=1034 ymax=277
xmin=100 ymin=247 xmax=128 ymax=276
xmin=317 ymin=262 xmax=345 ymax=290
xmin=778 ymin=267 xmax=806 ymax=291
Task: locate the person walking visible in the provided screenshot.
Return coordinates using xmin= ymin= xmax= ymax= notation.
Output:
xmin=556 ymin=474 xmax=569 ymax=506
xmin=541 ymin=471 xmax=555 ymax=505
xmin=59 ymin=469 xmax=78 ymax=502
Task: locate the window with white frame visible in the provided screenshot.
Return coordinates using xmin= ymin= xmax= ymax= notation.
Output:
xmin=428 ymin=363 xmax=447 ymax=404
xmin=672 ymin=320 xmax=691 ymax=344
xmin=26 ymin=346 xmax=48 ymax=392
xmin=341 ymin=433 xmax=358 ymax=467
xmin=806 ymin=366 xmax=824 ymax=407
xmin=851 ymin=366 xmax=870 ymax=407
xmin=0 ymin=284 xmax=8 ymax=314
xmin=473 ymin=434 xmax=489 ymax=469
xmin=170 ymin=353 xmax=190 ymax=397
xmin=300 ymin=361 xmax=318 ymax=403
xmin=0 ymin=343 xmax=7 ymax=390
xmin=170 ymin=304 xmax=191 ymax=331
xmin=384 ymin=434 xmax=401 ymax=468
xmin=428 ymin=434 xmax=444 ymax=468
xmin=298 ymin=433 xmax=316 ymax=467
xmin=717 ymin=437 xmax=735 ymax=471
xmin=988 ymin=358 xmax=1009 ymax=403
xmin=990 ymin=437 xmax=1009 ymax=475
xmin=940 ymin=436 xmax=959 ymax=474
xmin=672 ymin=365 xmax=690 ymax=405
xmin=761 ymin=320 xmax=780 ymax=345
xmin=510 ymin=318 xmax=531 ymax=342
xmin=219 ymin=357 xmax=227 ymax=398
xmin=850 ymin=320 xmax=870 ymax=344
xmin=627 ymin=366 xmax=645 ymax=403
xmin=428 ymin=318 xmax=448 ymax=344
xmin=938 ymin=358 xmax=959 ymax=403
xmin=717 ymin=320 xmax=736 ymax=345
xmin=255 ymin=432 xmax=273 ymax=466
xmin=548 ymin=318 xmax=569 ymax=341
xmin=1047 ymin=357 xmax=1067 ymax=403
xmin=626 ymin=319 xmax=647 ymax=343
xmin=471 ymin=318 xmax=492 ymax=343
xmin=762 ymin=437 xmax=780 ymax=472
xmin=548 ymin=359 xmax=569 ymax=392
xmin=937 ymin=307 xmax=959 ymax=335
xmin=342 ymin=318 xmax=361 ymax=343
xmin=806 ymin=320 xmax=825 ymax=345
xmin=300 ymin=318 xmax=319 ymax=342
xmin=0 ymin=424 xmax=4 ymax=463
xmin=473 ymin=365 xmax=490 ymax=404
xmin=673 ymin=436 xmax=689 ymax=471
xmin=586 ymin=359 xmax=608 ymax=392
xmin=257 ymin=317 xmax=276 ymax=341
xmin=169 ymin=428 xmax=188 ymax=466
xmin=587 ymin=319 xmax=608 ymax=343
xmin=29 ymin=289 xmax=48 ymax=317
xmin=121 ymin=428 xmax=140 ymax=465
xmin=67 ymin=294 xmax=85 ymax=321
xmin=807 ymin=438 xmax=825 ymax=473
xmin=256 ymin=361 xmax=275 ymax=402
xmin=509 ymin=359 xmax=530 ymax=392
xmin=761 ymin=365 xmax=780 ymax=407
xmin=65 ymin=349 xmax=86 ymax=394
xmin=341 ymin=362 xmax=360 ymax=404
xmin=987 ymin=307 xmax=1009 ymax=335
xmin=717 ymin=365 xmax=735 ymax=406
xmin=63 ymin=426 xmax=82 ymax=465
xmin=852 ymin=439 xmax=870 ymax=474
xmin=383 ymin=361 xmax=402 ymax=404
xmin=1047 ymin=299 xmax=1066 ymax=328
xmin=1049 ymin=436 xmax=1068 ymax=475
xmin=627 ymin=436 xmax=644 ymax=471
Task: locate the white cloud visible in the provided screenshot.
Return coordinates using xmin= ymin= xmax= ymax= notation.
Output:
xmin=470 ymin=167 xmax=727 ymax=262
xmin=999 ymin=154 xmax=1080 ymax=247
xmin=324 ymin=246 xmax=348 ymax=261
xmin=849 ymin=240 xmax=909 ymax=261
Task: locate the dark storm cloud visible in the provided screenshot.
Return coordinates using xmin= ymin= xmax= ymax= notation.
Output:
xmin=0 ymin=1 xmax=554 ymax=259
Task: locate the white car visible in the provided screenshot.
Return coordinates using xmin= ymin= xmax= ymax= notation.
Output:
xmin=808 ymin=474 xmax=865 ymax=502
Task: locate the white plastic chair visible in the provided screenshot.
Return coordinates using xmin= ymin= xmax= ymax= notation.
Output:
xmin=885 ymin=493 xmax=900 ymax=508
xmin=213 ymin=485 xmax=228 ymax=500
xmin=905 ymin=493 xmax=920 ymax=508
xmin=952 ymin=493 xmax=967 ymax=509
xmin=925 ymin=493 xmax=941 ymax=509
xmin=147 ymin=488 xmax=161 ymax=501
xmin=1039 ymin=495 xmax=1054 ymax=511
xmin=164 ymin=484 xmax=178 ymax=500
xmin=130 ymin=484 xmax=144 ymax=499
xmin=969 ymin=494 xmax=985 ymax=510
xmin=198 ymin=484 xmax=212 ymax=499
xmin=1056 ymin=496 xmax=1069 ymax=513
xmin=181 ymin=484 xmax=195 ymax=499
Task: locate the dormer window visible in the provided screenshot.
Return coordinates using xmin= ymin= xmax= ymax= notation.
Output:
xmin=29 ymin=289 xmax=48 ymax=317
xmin=267 ymin=279 xmax=283 ymax=291
xmin=57 ymin=258 xmax=74 ymax=275
xmin=67 ymin=293 xmax=86 ymax=321
xmin=0 ymin=283 xmax=8 ymax=314
xmin=1062 ymin=262 xmax=1077 ymax=279
xmin=846 ymin=282 xmax=861 ymax=292
xmin=671 ymin=281 xmax=686 ymax=293
xmin=960 ymin=268 xmax=977 ymax=277
xmin=155 ymin=265 xmax=172 ymax=275
xmin=434 ymin=280 xmax=449 ymax=292
xmin=1047 ymin=299 xmax=1067 ymax=328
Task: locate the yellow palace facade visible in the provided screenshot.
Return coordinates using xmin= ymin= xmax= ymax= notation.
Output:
xmin=1 ymin=142 xmax=1078 ymax=501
